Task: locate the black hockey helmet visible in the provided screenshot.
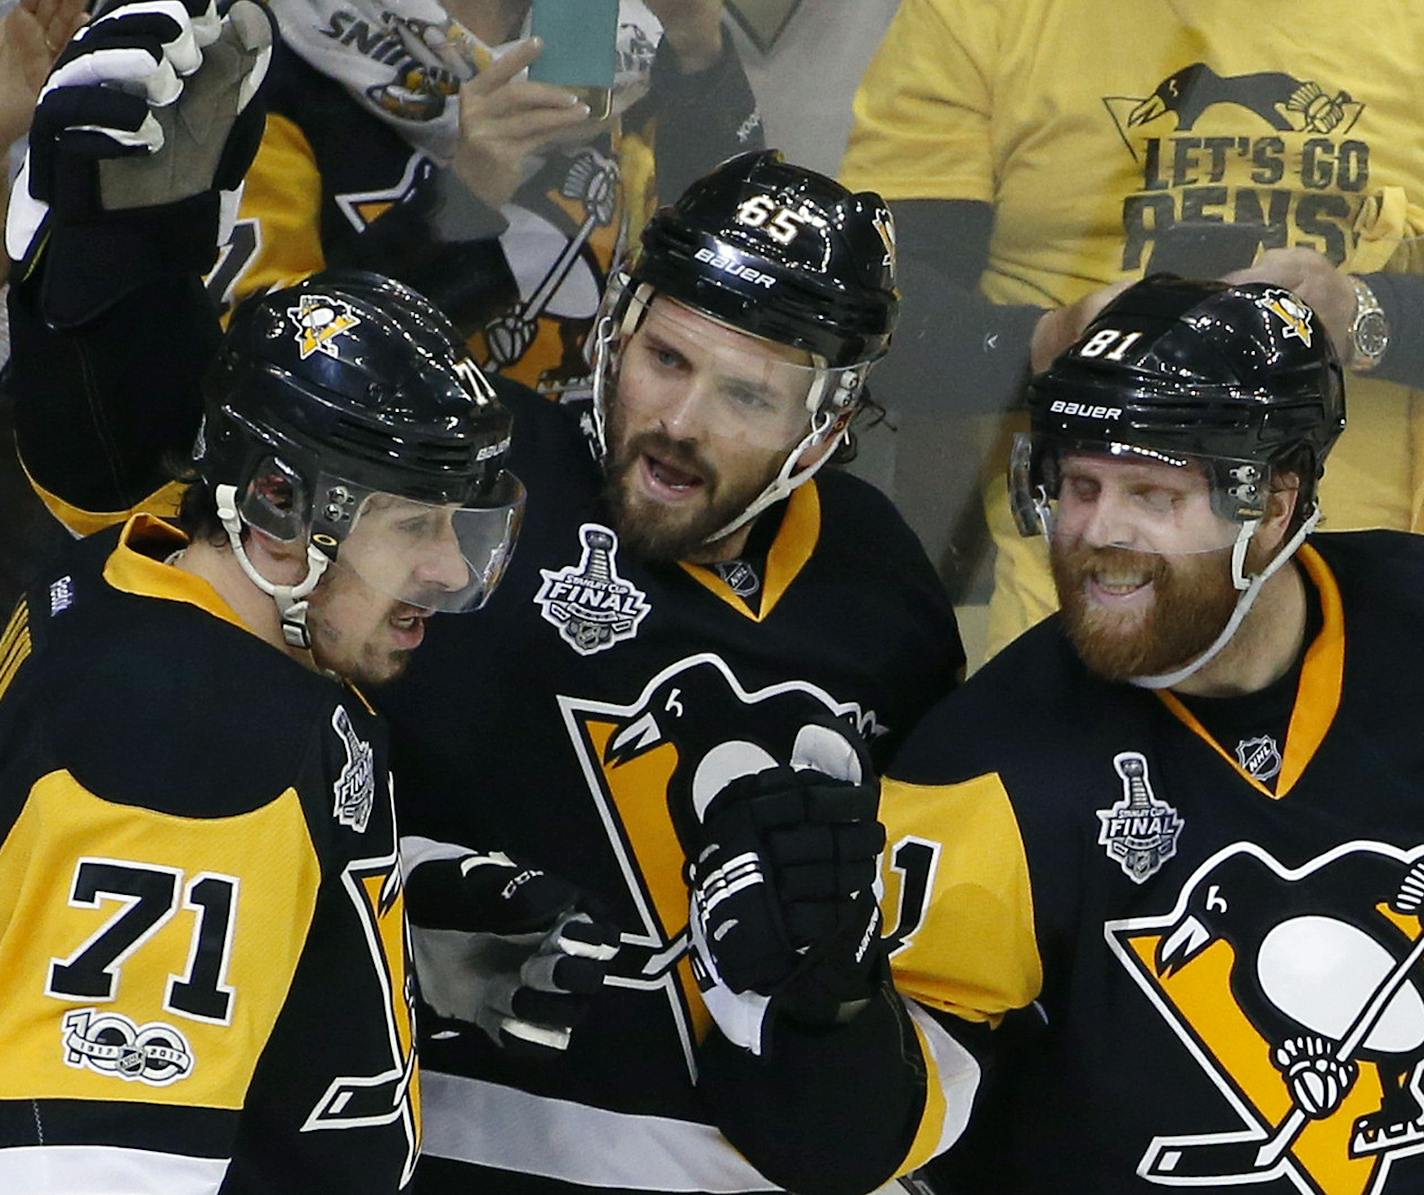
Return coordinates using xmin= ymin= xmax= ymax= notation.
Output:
xmin=1010 ymin=276 xmax=1346 ymax=535
xmin=198 ymin=271 xmax=524 ymax=618
xmin=628 ymin=149 xmax=899 ymax=369
xmin=590 ymin=151 xmax=900 ymax=542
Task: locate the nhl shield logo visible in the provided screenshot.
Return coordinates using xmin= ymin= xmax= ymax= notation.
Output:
xmin=1096 ymin=752 xmax=1184 ymax=884
xmin=1236 ymin=734 xmax=1283 ymax=782
xmin=536 ymin=524 xmax=651 ymax=656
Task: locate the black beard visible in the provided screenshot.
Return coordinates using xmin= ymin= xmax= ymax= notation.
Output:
xmin=602 ymin=397 xmax=780 ymax=564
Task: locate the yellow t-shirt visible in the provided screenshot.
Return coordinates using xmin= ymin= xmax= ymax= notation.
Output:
xmin=844 ymin=0 xmax=1424 ymax=657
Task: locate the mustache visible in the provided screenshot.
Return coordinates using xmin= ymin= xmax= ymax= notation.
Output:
xmin=1055 ymin=543 xmax=1168 ymax=585
xmin=621 ymin=429 xmax=719 ymax=488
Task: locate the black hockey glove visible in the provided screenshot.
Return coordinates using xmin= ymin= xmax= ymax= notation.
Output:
xmin=404 ymin=849 xmax=620 ymax=1059
xmin=687 ymin=734 xmax=888 ymax=1058
xmin=5 ymin=0 xmax=274 ymax=325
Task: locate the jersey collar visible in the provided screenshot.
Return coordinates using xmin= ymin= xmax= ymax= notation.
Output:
xmin=1155 ymin=542 xmax=1344 ymax=800
xmin=679 ymin=479 xmax=821 ymax=622
xmin=103 ymin=514 xmax=252 ymax=635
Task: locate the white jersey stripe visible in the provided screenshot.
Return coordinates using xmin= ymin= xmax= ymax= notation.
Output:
xmin=0 ymin=1144 xmax=229 ymax=1194
xmin=421 ymin=1070 xmax=777 ymax=1192
xmin=905 ymin=997 xmax=983 ymax=1160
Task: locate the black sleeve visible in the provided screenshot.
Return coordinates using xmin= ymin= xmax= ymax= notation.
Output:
xmin=5 ymin=267 xmax=217 ymax=517
xmin=874 ymin=199 xmax=1047 ymax=418
xmin=1359 ymin=271 xmax=1424 ymax=388
xmin=639 ymin=29 xmax=765 ymax=205
xmin=697 ymin=985 xmax=929 ymax=1195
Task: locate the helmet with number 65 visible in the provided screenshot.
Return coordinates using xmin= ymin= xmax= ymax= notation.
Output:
xmin=591 ymin=150 xmax=900 ymax=542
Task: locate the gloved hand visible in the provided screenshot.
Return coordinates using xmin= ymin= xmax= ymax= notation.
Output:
xmin=5 ymin=0 xmax=274 ymax=324
xmin=686 ymin=726 xmax=888 ymax=1057
xmin=404 ymin=850 xmax=621 ymax=1058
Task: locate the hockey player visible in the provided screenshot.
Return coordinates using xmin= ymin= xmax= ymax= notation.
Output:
xmin=858 ymin=276 xmax=1424 ymax=1193
xmin=0 ymin=7 xmax=536 ymax=1190
xmin=381 ymin=150 xmax=967 ymax=1195
xmin=7 ymin=20 xmax=964 ymax=1179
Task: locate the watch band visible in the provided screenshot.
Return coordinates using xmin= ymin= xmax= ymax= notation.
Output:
xmin=1349 ymin=275 xmax=1389 ymax=372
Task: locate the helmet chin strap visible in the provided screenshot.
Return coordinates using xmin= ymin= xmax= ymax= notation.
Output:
xmin=703 ymin=408 xmax=841 ymax=547
xmin=1129 ymin=505 xmax=1321 ymax=691
xmin=215 ymin=483 xmax=331 ymax=653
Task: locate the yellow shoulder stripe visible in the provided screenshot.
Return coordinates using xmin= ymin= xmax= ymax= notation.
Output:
xmin=0 ymin=774 xmax=320 ymax=1108
xmin=880 ymin=772 xmax=1044 ymax=1021
xmin=0 ymin=601 xmax=31 ymax=702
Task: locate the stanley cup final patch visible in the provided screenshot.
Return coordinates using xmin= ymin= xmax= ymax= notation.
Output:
xmin=1096 ymin=752 xmax=1184 ymax=884
xmin=535 ymin=523 xmax=651 ymax=656
xmin=332 ymin=705 xmax=375 ymax=834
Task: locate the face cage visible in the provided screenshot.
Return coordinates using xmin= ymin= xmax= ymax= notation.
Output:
xmin=589 ymin=273 xmax=870 ymax=544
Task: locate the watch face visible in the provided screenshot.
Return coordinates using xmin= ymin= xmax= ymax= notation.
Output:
xmin=1356 ymin=310 xmax=1389 ymax=359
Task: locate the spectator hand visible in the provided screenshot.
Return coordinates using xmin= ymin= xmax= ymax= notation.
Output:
xmin=642 ymin=0 xmax=724 ymax=73
xmin=405 ymin=850 xmax=620 ymax=1059
xmin=1224 ymin=247 xmax=1356 ymax=364
xmin=0 ymin=0 xmax=89 ymax=150
xmin=687 ymin=732 xmax=888 ymax=1057
xmin=1030 ymin=278 xmax=1134 ymax=373
xmin=452 ymin=36 xmax=592 ymax=211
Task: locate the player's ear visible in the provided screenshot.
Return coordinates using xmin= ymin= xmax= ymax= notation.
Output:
xmin=1256 ymin=468 xmax=1302 ymax=555
xmin=794 ymin=409 xmax=854 ymax=473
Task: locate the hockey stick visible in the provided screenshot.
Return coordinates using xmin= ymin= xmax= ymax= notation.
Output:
xmin=1140 ymin=917 xmax=1424 ymax=1183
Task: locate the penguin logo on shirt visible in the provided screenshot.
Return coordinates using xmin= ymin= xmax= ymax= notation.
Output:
xmin=558 ymin=653 xmax=881 ymax=1079
xmin=1107 ymin=840 xmax=1424 ymax=1194
xmin=1112 ymin=64 xmax=1363 ymax=135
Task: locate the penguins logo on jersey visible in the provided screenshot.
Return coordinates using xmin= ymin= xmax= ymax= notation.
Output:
xmin=304 ymin=843 xmax=420 ymax=1184
xmin=535 ymin=523 xmax=651 ymax=655
xmin=1106 ymin=840 xmax=1424 ymax=1194
xmin=557 ymin=653 xmax=883 ymax=1078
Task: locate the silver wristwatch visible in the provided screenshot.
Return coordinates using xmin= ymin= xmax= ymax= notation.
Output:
xmin=1349 ymin=275 xmax=1389 ymax=372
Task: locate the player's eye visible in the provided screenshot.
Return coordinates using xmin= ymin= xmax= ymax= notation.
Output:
xmin=1132 ymin=487 xmax=1180 ymax=515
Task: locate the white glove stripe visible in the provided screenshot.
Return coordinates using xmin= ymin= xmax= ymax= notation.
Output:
xmin=190 ymin=0 xmax=221 ymax=49
xmin=88 ymin=0 xmax=202 ymax=75
xmin=500 ymin=1018 xmax=572 ymax=1052
xmin=43 ymin=48 xmax=182 ymax=108
xmin=559 ymin=935 xmax=619 ymax=962
xmin=70 ymin=114 xmax=164 ymax=153
xmin=4 ymin=159 xmax=41 ymax=262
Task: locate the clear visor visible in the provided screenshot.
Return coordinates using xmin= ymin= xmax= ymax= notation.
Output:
xmin=1009 ymin=435 xmax=1252 ymax=556
xmin=614 ymin=297 xmax=863 ymax=449
xmin=325 ymin=475 xmax=526 ymax=613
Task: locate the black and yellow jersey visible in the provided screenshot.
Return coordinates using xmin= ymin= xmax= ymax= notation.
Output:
xmin=0 ymin=516 xmax=420 ymax=1193
xmin=879 ymin=531 xmax=1424 ymax=1195
xmin=211 ymin=33 xmax=762 ymax=400
xmin=375 ymin=386 xmax=965 ymax=1194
